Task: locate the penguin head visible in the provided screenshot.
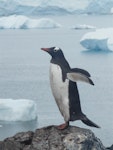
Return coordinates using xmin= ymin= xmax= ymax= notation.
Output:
xmin=41 ymin=47 xmax=64 ymax=58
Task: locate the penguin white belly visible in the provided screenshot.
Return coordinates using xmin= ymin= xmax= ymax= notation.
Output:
xmin=49 ymin=63 xmax=70 ymax=122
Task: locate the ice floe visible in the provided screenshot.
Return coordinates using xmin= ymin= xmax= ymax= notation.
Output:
xmin=0 ymin=99 xmax=37 ymax=121
xmin=110 ymin=7 xmax=113 ymax=13
xmin=80 ymin=28 xmax=113 ymax=51
xmin=72 ymin=24 xmax=96 ymax=30
xmin=0 ymin=15 xmax=61 ymax=29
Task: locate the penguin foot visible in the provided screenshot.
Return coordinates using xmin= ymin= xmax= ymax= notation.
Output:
xmin=57 ymin=122 xmax=69 ymax=130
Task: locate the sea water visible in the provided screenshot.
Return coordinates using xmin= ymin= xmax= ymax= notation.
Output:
xmin=0 ymin=14 xmax=113 ymax=147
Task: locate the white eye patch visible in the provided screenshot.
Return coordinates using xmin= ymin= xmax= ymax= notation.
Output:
xmin=54 ymin=47 xmax=60 ymax=51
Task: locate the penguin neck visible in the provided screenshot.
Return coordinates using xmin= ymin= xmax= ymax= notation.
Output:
xmin=51 ymin=56 xmax=70 ymax=69
xmin=51 ymin=56 xmax=71 ymax=82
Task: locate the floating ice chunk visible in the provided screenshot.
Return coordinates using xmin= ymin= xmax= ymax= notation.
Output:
xmin=80 ymin=28 xmax=113 ymax=51
xmin=110 ymin=7 xmax=113 ymax=14
xmin=108 ymin=37 xmax=113 ymax=51
xmin=0 ymin=15 xmax=27 ymax=29
xmin=0 ymin=99 xmax=37 ymax=121
xmin=27 ymin=18 xmax=61 ymax=29
xmin=72 ymin=24 xmax=96 ymax=30
xmin=0 ymin=15 xmax=61 ymax=29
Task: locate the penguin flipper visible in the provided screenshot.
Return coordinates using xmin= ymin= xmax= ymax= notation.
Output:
xmin=72 ymin=68 xmax=91 ymax=77
xmin=67 ymin=72 xmax=94 ymax=85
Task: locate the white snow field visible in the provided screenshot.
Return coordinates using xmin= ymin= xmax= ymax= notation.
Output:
xmin=80 ymin=28 xmax=113 ymax=51
xmin=0 ymin=15 xmax=61 ymax=29
xmin=0 ymin=99 xmax=37 ymax=121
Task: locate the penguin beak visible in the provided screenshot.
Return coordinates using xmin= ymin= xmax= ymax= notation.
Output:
xmin=41 ymin=48 xmax=50 ymax=52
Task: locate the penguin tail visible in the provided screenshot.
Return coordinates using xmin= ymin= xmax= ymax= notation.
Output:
xmin=81 ymin=116 xmax=100 ymax=128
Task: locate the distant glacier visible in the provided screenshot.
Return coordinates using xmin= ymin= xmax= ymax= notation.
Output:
xmin=1 ymin=0 xmax=113 ymax=16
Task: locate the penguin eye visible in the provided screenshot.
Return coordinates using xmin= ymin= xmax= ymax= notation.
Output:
xmin=54 ymin=47 xmax=60 ymax=52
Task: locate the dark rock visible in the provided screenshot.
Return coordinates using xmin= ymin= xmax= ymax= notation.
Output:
xmin=107 ymin=145 xmax=113 ymax=150
xmin=0 ymin=125 xmax=107 ymax=150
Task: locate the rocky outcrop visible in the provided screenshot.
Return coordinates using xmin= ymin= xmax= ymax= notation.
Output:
xmin=107 ymin=145 xmax=113 ymax=150
xmin=0 ymin=125 xmax=108 ymax=150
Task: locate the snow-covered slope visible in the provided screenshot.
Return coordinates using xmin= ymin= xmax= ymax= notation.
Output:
xmin=1 ymin=0 xmax=113 ymax=16
xmin=0 ymin=99 xmax=37 ymax=121
xmin=0 ymin=15 xmax=61 ymax=29
xmin=80 ymin=28 xmax=113 ymax=51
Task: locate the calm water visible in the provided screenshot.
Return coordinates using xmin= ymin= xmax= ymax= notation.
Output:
xmin=0 ymin=15 xmax=113 ymax=147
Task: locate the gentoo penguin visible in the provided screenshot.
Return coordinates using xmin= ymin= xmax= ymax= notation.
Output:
xmin=41 ymin=47 xmax=100 ymax=129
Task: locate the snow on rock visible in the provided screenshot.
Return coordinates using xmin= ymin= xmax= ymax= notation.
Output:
xmin=72 ymin=24 xmax=96 ymax=30
xmin=0 ymin=99 xmax=37 ymax=121
xmin=80 ymin=28 xmax=113 ymax=51
xmin=0 ymin=15 xmax=61 ymax=29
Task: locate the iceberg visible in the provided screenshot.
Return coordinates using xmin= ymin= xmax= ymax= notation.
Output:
xmin=0 ymin=15 xmax=61 ymax=29
xmin=72 ymin=24 xmax=96 ymax=30
xmin=0 ymin=99 xmax=37 ymax=121
xmin=110 ymin=7 xmax=113 ymax=13
xmin=80 ymin=28 xmax=113 ymax=51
